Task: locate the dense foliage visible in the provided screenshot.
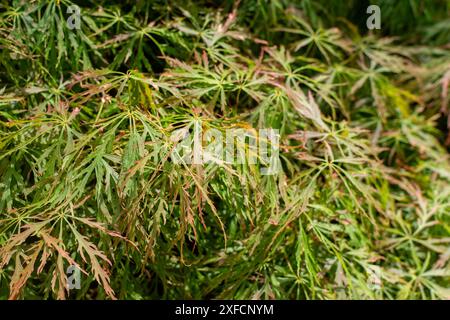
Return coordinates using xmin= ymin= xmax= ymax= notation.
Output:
xmin=0 ymin=0 xmax=449 ymax=300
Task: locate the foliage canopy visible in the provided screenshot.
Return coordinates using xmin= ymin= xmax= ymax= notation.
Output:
xmin=0 ymin=0 xmax=449 ymax=299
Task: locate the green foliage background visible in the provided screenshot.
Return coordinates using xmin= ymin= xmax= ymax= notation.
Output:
xmin=0 ymin=0 xmax=449 ymax=299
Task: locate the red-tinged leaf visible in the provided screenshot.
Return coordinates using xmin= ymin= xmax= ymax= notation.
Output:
xmin=0 ymin=223 xmax=45 ymax=268
xmin=9 ymin=243 xmax=43 ymax=300
xmin=74 ymin=217 xmax=138 ymax=250
xmin=72 ymin=229 xmax=116 ymax=299
xmin=51 ymin=255 xmax=67 ymax=300
xmin=40 ymin=231 xmax=87 ymax=275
